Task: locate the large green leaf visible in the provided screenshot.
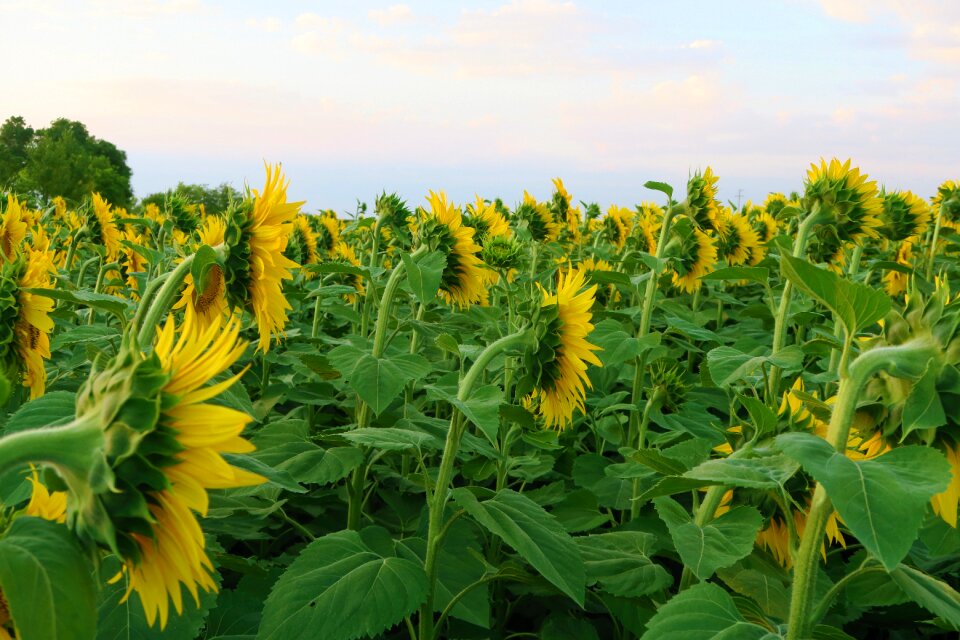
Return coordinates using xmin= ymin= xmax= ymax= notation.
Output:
xmin=683 ymin=454 xmax=799 ymax=490
xmin=348 ymin=353 xmax=431 ymax=415
xmin=707 ymin=345 xmax=803 ymax=387
xmin=576 ymin=532 xmax=672 ymax=598
xmin=779 ymin=254 xmax=890 ymax=336
xmin=901 ymin=360 xmax=947 ymax=438
xmin=252 ymin=420 xmax=362 ymax=486
xmin=639 ymin=583 xmax=770 ymax=639
xmin=451 ymin=488 xmax=585 ymax=606
xmin=889 ymin=564 xmax=960 ymax=630
xmin=25 ymin=287 xmax=133 ymax=323
xmin=3 ymin=390 xmax=75 ymax=433
xmin=401 ymin=250 xmax=446 ymax=305
xmin=0 ymin=517 xmax=96 ymax=640
xmin=777 ymin=433 xmax=951 ymax=569
xmin=257 ymin=528 xmax=428 ymax=640
xmin=654 ymin=497 xmax=763 ymax=580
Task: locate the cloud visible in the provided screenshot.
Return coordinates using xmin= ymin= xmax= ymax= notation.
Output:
xmin=246 ymin=16 xmax=281 ymax=33
xmin=368 ymin=4 xmax=413 ymax=27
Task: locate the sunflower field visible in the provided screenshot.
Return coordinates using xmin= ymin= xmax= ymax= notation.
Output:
xmin=1 ymin=160 xmax=960 ymax=640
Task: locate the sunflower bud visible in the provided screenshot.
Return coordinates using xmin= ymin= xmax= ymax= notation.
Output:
xmin=481 ymin=235 xmax=523 ymax=272
xmin=647 ymin=360 xmax=688 ymax=413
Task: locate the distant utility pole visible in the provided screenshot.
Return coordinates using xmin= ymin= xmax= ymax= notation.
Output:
xmin=735 ymin=189 xmax=744 ymax=210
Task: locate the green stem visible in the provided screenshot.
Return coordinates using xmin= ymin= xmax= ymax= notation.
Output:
xmin=768 ymin=208 xmax=821 ymax=401
xmin=418 ymin=329 xmax=534 ymax=640
xmin=0 ymin=415 xmax=103 ymax=483
xmin=131 ymin=272 xmax=171 ymax=332
xmin=88 ymin=261 xmax=119 ymax=325
xmin=359 ymin=218 xmax=384 ymax=338
xmin=809 ymin=564 xmax=883 ymax=625
xmin=786 ymin=339 xmax=939 ymax=640
xmin=63 ymin=227 xmax=86 ymax=270
xmin=828 ymin=245 xmax=864 ymax=378
xmin=75 ymin=256 xmax=99 ymax=289
xmin=630 ymin=389 xmax=664 ymax=520
xmin=135 ymin=253 xmax=195 ymax=346
xmin=926 ymin=203 xmax=945 ymax=280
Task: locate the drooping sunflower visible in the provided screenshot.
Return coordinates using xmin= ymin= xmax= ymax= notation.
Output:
xmin=603 ymin=205 xmax=633 ymax=250
xmin=417 ymin=191 xmax=486 ymax=308
xmin=0 ymin=248 xmax=56 ymax=398
xmin=465 ymin=195 xmax=511 ymax=243
xmin=879 ymin=190 xmax=930 ymax=242
xmin=715 ymin=209 xmax=760 ymax=266
xmin=90 ymin=193 xmax=122 ymax=261
xmin=686 ymin=167 xmax=722 ymax=232
xmin=803 ymin=158 xmax=882 ymax=244
xmin=883 ymin=240 xmax=915 ymax=297
xmin=174 ymin=215 xmax=231 ymax=331
xmin=525 ymin=267 xmax=603 ymax=429
xmin=515 ymin=191 xmax=561 ymax=243
xmin=671 ymin=228 xmax=718 ymax=293
xmin=0 ymin=195 xmax=28 ymax=260
xmin=72 ymin=316 xmax=266 ymax=628
xmin=221 ymin=164 xmax=302 ymax=351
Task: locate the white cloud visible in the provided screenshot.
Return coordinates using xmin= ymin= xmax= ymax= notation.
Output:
xmin=686 ymin=39 xmax=722 ymax=49
xmin=246 ymin=16 xmax=281 ymax=33
xmin=368 ymin=4 xmax=413 ymax=27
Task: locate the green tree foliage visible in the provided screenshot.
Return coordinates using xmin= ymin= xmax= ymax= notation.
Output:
xmin=0 ymin=116 xmax=133 ymax=207
xmin=140 ymin=181 xmax=241 ymax=215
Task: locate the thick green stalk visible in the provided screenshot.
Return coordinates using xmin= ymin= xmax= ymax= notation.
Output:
xmin=926 ymin=203 xmax=945 ymax=280
xmin=0 ymin=414 xmax=103 ymax=482
xmin=418 ymin=329 xmax=534 ymax=639
xmin=359 ymin=218 xmax=384 ymax=338
xmin=88 ymin=261 xmax=119 ymax=325
xmin=786 ymin=339 xmax=938 ymax=639
xmin=827 ymin=245 xmax=864 ymax=378
xmin=630 ymin=388 xmax=664 ymax=520
xmin=63 ymin=227 xmax=86 ymax=270
xmin=135 ymin=253 xmax=195 ymax=346
xmin=767 ymin=209 xmax=821 ymax=400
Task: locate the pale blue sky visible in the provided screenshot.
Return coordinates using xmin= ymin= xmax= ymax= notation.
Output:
xmin=3 ymin=0 xmax=958 ymax=213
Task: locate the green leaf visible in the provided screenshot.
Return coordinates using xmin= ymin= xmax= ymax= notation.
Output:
xmin=902 ymin=360 xmax=947 ymax=438
xmin=889 ymin=564 xmax=960 ymax=630
xmin=25 ymin=287 xmax=133 ymax=323
xmin=305 ymin=262 xmax=371 ymax=279
xmin=779 ymin=254 xmax=890 ymax=336
xmin=348 ymin=353 xmax=431 ymax=415
xmin=258 ymin=528 xmax=429 ymax=640
xmin=4 ymin=390 xmax=75 ymax=433
xmin=707 ymin=345 xmax=803 ymax=387
xmin=576 ymin=532 xmax=672 ymax=598
xmin=451 ymin=488 xmax=586 ymax=606
xmin=700 ymin=266 xmax=769 ymax=284
xmin=50 ymin=324 xmax=121 ymax=351
xmin=402 ymin=250 xmax=446 ymax=305
xmin=190 ymin=244 xmax=220 ymax=297
xmin=644 ymin=181 xmax=673 ymax=199
xmin=683 ymin=455 xmax=799 ymax=490
xmin=591 ymin=320 xmax=661 ymax=366
xmin=0 ymin=517 xmax=96 ymax=640
xmin=777 ymin=433 xmax=951 ymax=570
xmin=342 ymin=427 xmax=441 ymax=452
xmin=654 ymin=497 xmax=763 ymax=580
xmin=639 ymin=582 xmax=770 ymax=639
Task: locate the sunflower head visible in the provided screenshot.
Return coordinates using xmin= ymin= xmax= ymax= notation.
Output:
xmin=715 ymin=209 xmax=760 ymax=266
xmin=685 ymin=167 xmax=722 ymax=232
xmin=88 ymin=193 xmax=122 ymax=260
xmin=669 ymin=221 xmax=718 ymax=293
xmin=579 ymin=257 xmax=620 ymax=306
xmin=0 ymin=249 xmax=55 ymax=399
xmin=806 ymin=227 xmax=849 ymax=274
xmin=603 ymin=205 xmax=633 ymax=250
xmin=375 ymin=192 xmax=414 ymax=249
xmin=481 ymin=235 xmax=523 ymax=273
xmin=466 ymin=195 xmax=511 ymax=244
xmin=514 ymin=192 xmax=560 ymax=244
xmin=803 ymin=158 xmax=881 ymax=244
xmin=522 ymin=267 xmax=602 ymax=429
xmin=0 ymin=196 xmax=28 ymax=261
xmin=285 ymin=215 xmax=320 ymax=269
xmin=328 ymin=241 xmax=366 ymax=303
xmin=648 ymin=360 xmax=689 ymax=413
xmin=763 ymin=193 xmax=790 ymax=219
xmin=932 ymin=180 xmax=960 ymax=225
xmin=417 ymin=191 xmax=486 ymax=308
xmin=165 ymin=193 xmax=201 ymax=240
xmin=880 ymin=190 xmax=930 ymax=242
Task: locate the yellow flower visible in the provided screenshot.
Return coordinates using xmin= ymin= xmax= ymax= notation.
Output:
xmin=0 ymin=196 xmax=28 ymax=260
xmin=466 ymin=195 xmax=511 ymax=241
xmin=686 ymin=167 xmax=722 ymax=232
xmin=671 ymin=228 xmax=718 ymax=293
xmin=763 ymin=192 xmax=789 ymax=219
xmin=90 ymin=193 xmax=122 ymax=261
xmin=287 ymin=215 xmax=320 ymax=272
xmin=747 ymin=209 xmax=778 ymax=265
xmin=517 ymin=191 xmax=561 ymax=243
xmin=604 ymin=205 xmax=633 ymax=250
xmin=329 ymin=241 xmax=366 ymax=304
xmin=715 ymin=210 xmax=760 ymax=266
xmin=527 ymin=267 xmax=603 ymax=429
xmin=883 ymin=240 xmax=914 ymax=297
xmin=881 ymin=191 xmax=930 ymax=241
xmin=634 ymin=204 xmax=661 ymax=254
xmin=803 ymin=158 xmax=881 ymax=244
xmin=316 ymin=213 xmax=342 ymax=258
xmin=25 ymin=465 xmax=67 ymax=523
xmin=10 ymin=249 xmax=56 ymax=398
xmin=113 ymin=316 xmax=265 ymax=628
xmin=175 ymin=216 xmax=230 ymax=331
xmin=420 ymin=191 xmax=486 ymax=309
xmin=931 ymin=443 xmax=960 ymax=527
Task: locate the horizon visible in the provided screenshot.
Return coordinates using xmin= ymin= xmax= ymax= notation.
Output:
xmin=5 ymin=0 xmax=958 ymax=213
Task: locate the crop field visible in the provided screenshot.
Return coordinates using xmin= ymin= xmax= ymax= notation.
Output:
xmin=0 ymin=160 xmax=959 ymax=640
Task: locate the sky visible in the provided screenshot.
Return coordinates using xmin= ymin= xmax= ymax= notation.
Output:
xmin=2 ymin=0 xmax=958 ymax=213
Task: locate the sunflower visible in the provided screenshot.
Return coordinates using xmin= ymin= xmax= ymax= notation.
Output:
xmin=803 ymin=158 xmax=881 ymax=244
xmin=314 ymin=211 xmax=342 ymax=258
xmin=604 ymin=205 xmax=633 ymax=250
xmin=715 ymin=209 xmax=760 ymax=266
xmin=579 ymin=257 xmax=620 ymax=306
xmin=0 ymin=196 xmax=28 ymax=260
xmin=90 ymin=193 xmax=122 ymax=261
xmin=880 ymin=190 xmax=930 ymax=242
xmin=175 ymin=216 xmax=231 ymax=331
xmin=109 ymin=228 xmax=149 ymax=299
xmin=883 ymin=240 xmax=914 ymax=297
xmin=763 ymin=192 xmax=789 ymax=219
xmin=222 ymin=164 xmax=302 ymax=351
xmin=807 ymin=228 xmax=849 ymax=274
xmin=418 ymin=191 xmax=486 ymax=308
xmin=515 ymin=191 xmax=561 ymax=243
xmin=756 ymin=505 xmax=846 ymax=569
xmin=466 ymin=195 xmax=511 ymax=243
xmin=671 ymin=228 xmax=718 ymax=293
xmin=0 ymin=248 xmax=56 ymax=399
xmin=328 ymin=241 xmax=366 ymax=304
xmin=746 ymin=208 xmax=778 ymax=266
xmin=686 ymin=167 xmax=722 ymax=232
xmin=375 ymin=192 xmax=414 ymax=249
xmin=74 ymin=316 xmax=267 ymax=628
xmin=25 ymin=465 xmax=67 ymax=522
xmin=285 ymin=215 xmax=320 ymax=272
xmin=931 ymin=443 xmax=960 ymax=527
xmin=549 ymin=178 xmax=582 ymax=243
xmin=525 ymin=267 xmax=602 ymax=429
xmin=932 ymin=180 xmax=960 ymax=230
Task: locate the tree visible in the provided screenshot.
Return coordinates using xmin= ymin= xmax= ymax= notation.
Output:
xmin=141 ymin=182 xmax=242 ymax=215
xmin=0 ymin=116 xmax=34 ymax=187
xmin=0 ymin=116 xmax=134 ymax=207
